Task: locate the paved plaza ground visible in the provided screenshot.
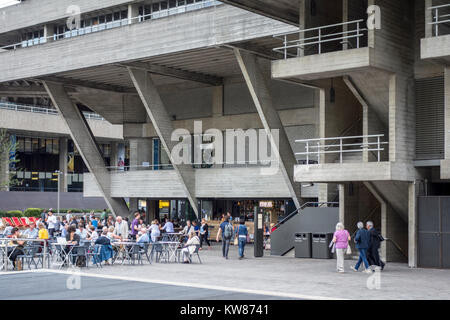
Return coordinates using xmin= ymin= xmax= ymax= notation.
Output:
xmin=1 ymin=243 xmax=449 ymax=300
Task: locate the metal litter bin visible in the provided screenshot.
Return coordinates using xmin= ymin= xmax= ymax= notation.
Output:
xmin=312 ymin=233 xmax=333 ymax=259
xmin=294 ymin=233 xmax=312 ymax=258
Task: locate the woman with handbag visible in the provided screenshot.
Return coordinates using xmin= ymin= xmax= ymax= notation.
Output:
xmin=332 ymin=222 xmax=351 ymax=273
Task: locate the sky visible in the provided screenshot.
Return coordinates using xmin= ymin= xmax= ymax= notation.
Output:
xmin=0 ymin=0 xmax=21 ymax=9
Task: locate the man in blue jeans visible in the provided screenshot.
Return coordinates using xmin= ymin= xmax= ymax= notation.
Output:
xmin=351 ymin=221 xmax=372 ymax=274
xmin=235 ymin=217 xmax=248 ymax=260
xmin=216 ymin=215 xmax=233 ymax=259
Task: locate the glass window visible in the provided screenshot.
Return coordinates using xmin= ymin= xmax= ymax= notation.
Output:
xmin=114 ymin=12 xmax=120 ymax=20
xmin=169 ymin=0 xmax=177 ymax=9
xmin=17 ymin=138 xmax=24 ymax=152
xmin=121 ymin=10 xmax=128 ymax=19
xmin=32 ymin=138 xmax=39 ymax=152
xmin=99 ymin=15 xmax=105 ymax=24
xmin=152 ymin=3 xmax=160 ymax=12
xmin=52 ymin=139 xmax=59 ymax=154
xmin=45 ymin=139 xmax=53 ymax=153
xmin=161 ymin=1 xmax=168 ymax=10
xmin=39 ymin=138 xmax=46 ymax=153
xmin=24 ymin=138 xmax=32 ymax=152
xmin=106 ymin=13 xmax=113 ymax=22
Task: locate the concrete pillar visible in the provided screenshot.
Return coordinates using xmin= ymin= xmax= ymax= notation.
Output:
xmin=129 ymin=198 xmax=139 ymax=213
xmin=0 ymin=133 xmax=9 ymax=192
xmin=110 ymin=141 xmax=119 ymax=170
xmin=129 ymin=138 xmax=152 ymax=170
xmin=298 ymin=0 xmax=307 ymax=57
xmin=43 ymin=81 xmax=129 ymax=217
xmin=234 ymin=49 xmax=301 ymax=209
xmin=425 ymin=0 xmax=433 ymax=38
xmin=147 ymin=199 xmax=157 ymax=222
xmin=128 ymin=67 xmax=199 ymax=217
xmin=408 ymin=182 xmax=418 ymax=268
xmin=43 ymin=24 xmax=55 ymax=43
xmin=128 ymin=4 xmax=140 ymax=25
xmin=58 ymin=137 xmax=68 ymax=192
xmin=338 ymin=183 xmax=345 ymax=224
xmin=342 ymin=0 xmax=348 ymax=50
xmin=212 ymin=86 xmax=224 ymax=118
xmin=389 ymin=73 xmax=415 ymax=163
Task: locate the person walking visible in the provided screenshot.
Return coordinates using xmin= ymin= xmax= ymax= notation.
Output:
xmin=234 ymin=217 xmax=248 ymax=260
xmin=47 ymin=210 xmax=57 ymax=238
xmin=199 ymin=218 xmax=211 ymax=250
xmin=351 ymin=222 xmax=372 ymax=274
xmin=216 ymin=215 xmax=233 ymax=259
xmin=332 ymin=222 xmax=351 ymax=273
xmin=366 ymin=221 xmax=385 ymax=270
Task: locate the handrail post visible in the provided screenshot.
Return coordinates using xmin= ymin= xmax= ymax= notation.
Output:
xmin=318 ymin=28 xmax=321 ymax=54
xmin=44 ymin=240 xmax=48 ymax=269
xmin=377 ymin=136 xmax=381 ymax=162
xmin=340 ymin=138 xmax=343 ymax=164
xmin=356 ymin=21 xmax=360 ymax=48
xmin=435 ymin=8 xmax=439 ymax=36
xmin=306 ymin=142 xmax=309 ymax=164
xmin=284 ymin=34 xmax=287 ymax=59
xmin=317 ymin=141 xmax=320 ymax=163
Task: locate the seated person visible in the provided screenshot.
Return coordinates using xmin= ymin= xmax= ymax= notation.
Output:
xmin=137 ymin=227 xmax=150 ymax=248
xmin=148 ymin=220 xmax=160 ymax=243
xmin=107 ymin=226 xmax=122 ymax=241
xmin=94 ymin=229 xmax=114 ymax=265
xmin=86 ymin=225 xmax=99 ymax=243
xmin=7 ymin=227 xmax=26 ymax=270
xmin=76 ymin=223 xmax=88 ymax=240
xmin=181 ymin=231 xmax=200 ymax=264
xmin=23 ymin=222 xmax=39 ymax=239
xmin=65 ymin=225 xmax=81 ymax=264
xmin=38 ymin=223 xmax=49 ymax=240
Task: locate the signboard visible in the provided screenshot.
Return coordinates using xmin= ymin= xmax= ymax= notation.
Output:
xmin=259 ymin=201 xmax=273 ymax=208
xmin=258 ymin=213 xmax=263 ymax=230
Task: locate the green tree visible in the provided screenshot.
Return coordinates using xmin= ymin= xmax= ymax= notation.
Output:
xmin=0 ymin=129 xmax=20 ymax=190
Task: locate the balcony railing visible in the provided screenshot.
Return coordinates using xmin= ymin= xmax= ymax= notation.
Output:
xmin=429 ymin=3 xmax=450 ymax=37
xmin=273 ymin=19 xmax=368 ymax=59
xmin=104 ymin=160 xmax=280 ymax=172
xmin=0 ymin=0 xmax=222 ymax=52
xmin=295 ymin=134 xmax=388 ymax=164
xmin=0 ymin=101 xmax=104 ymax=120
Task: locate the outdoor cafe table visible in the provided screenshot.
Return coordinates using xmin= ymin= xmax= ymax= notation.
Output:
xmin=50 ymin=242 xmax=76 ymax=269
xmin=111 ymin=241 xmax=136 ymax=264
xmin=157 ymin=241 xmax=181 ymax=263
xmin=163 ymin=232 xmax=184 ymax=242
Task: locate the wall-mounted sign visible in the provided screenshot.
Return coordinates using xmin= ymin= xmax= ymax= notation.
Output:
xmin=259 ymin=201 xmax=273 ymax=208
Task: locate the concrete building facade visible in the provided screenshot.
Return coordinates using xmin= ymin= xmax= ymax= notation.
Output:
xmin=0 ymin=0 xmax=449 ymax=268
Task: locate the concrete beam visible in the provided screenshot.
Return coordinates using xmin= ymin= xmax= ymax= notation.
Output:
xmin=37 ymin=76 xmax=135 ymax=94
xmin=43 ymin=81 xmax=129 ymax=217
xmin=234 ymin=49 xmax=301 ymax=209
xmin=128 ymin=67 xmax=199 ymax=217
xmin=120 ymin=62 xmax=223 ymax=86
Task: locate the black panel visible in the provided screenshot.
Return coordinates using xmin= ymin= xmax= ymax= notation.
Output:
xmin=443 ymin=234 xmax=450 ymax=269
xmin=418 ymin=197 xmax=440 ymax=232
xmin=442 ymin=202 xmax=450 ymax=233
xmin=418 ymin=233 xmax=441 ymax=268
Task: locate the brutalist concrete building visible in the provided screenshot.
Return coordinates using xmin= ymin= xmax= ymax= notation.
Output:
xmin=0 ymin=0 xmax=449 ymax=269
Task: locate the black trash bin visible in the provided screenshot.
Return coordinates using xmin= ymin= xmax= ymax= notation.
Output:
xmin=312 ymin=233 xmax=333 ymax=259
xmin=294 ymin=233 xmax=312 ymax=258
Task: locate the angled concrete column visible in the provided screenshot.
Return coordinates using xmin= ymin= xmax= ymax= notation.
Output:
xmin=234 ymin=49 xmax=301 ymax=209
xmin=128 ymin=68 xmax=199 ymax=217
xmin=43 ymin=82 xmax=129 ymax=217
xmin=408 ymin=182 xmax=418 ymax=268
xmin=212 ymin=86 xmax=224 ymax=118
xmin=59 ymin=137 xmax=68 ymax=192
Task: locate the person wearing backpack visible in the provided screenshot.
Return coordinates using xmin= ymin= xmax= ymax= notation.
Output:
xmin=216 ymin=215 xmax=233 ymax=259
xmin=366 ymin=221 xmax=385 ymax=271
xmin=235 ymin=217 xmax=248 ymax=260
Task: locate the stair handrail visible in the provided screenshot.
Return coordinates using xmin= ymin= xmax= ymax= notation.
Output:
xmin=271 ymin=202 xmax=339 ymax=231
xmin=323 ymin=117 xmax=362 ymax=152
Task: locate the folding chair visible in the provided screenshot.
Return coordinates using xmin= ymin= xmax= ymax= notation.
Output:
xmin=88 ymin=244 xmax=103 ymax=268
xmin=3 ymin=218 xmax=14 ymax=227
xmin=139 ymin=243 xmax=152 ymax=264
xmin=150 ymin=242 xmax=165 ymax=263
xmin=188 ymin=244 xmax=202 ymax=264
xmin=20 ymin=217 xmax=29 ymax=226
xmin=12 ymin=217 xmax=24 ymax=227
xmin=126 ymin=244 xmax=143 ymax=265
xmin=17 ymin=245 xmax=40 ymax=270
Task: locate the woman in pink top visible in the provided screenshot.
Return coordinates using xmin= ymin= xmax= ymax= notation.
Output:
xmin=332 ymin=222 xmax=351 ymax=273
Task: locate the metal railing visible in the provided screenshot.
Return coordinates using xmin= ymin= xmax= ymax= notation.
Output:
xmin=273 ymin=19 xmax=367 ymax=59
xmin=272 ymin=202 xmax=339 ymax=231
xmin=429 ymin=3 xmax=450 ymax=37
xmin=295 ymin=134 xmax=388 ymax=164
xmin=0 ymin=101 xmax=104 ymax=120
xmin=104 ymin=159 xmax=280 ymax=171
xmin=0 ymin=238 xmax=49 ymax=271
xmin=0 ymin=0 xmax=222 ymax=51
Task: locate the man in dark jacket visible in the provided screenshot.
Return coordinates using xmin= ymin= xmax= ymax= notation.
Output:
xmin=351 ymin=221 xmax=372 ymax=273
xmin=366 ymin=221 xmax=385 ymax=270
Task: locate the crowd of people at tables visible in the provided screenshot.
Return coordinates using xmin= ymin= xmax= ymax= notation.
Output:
xmin=1 ymin=208 xmax=249 ymax=269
